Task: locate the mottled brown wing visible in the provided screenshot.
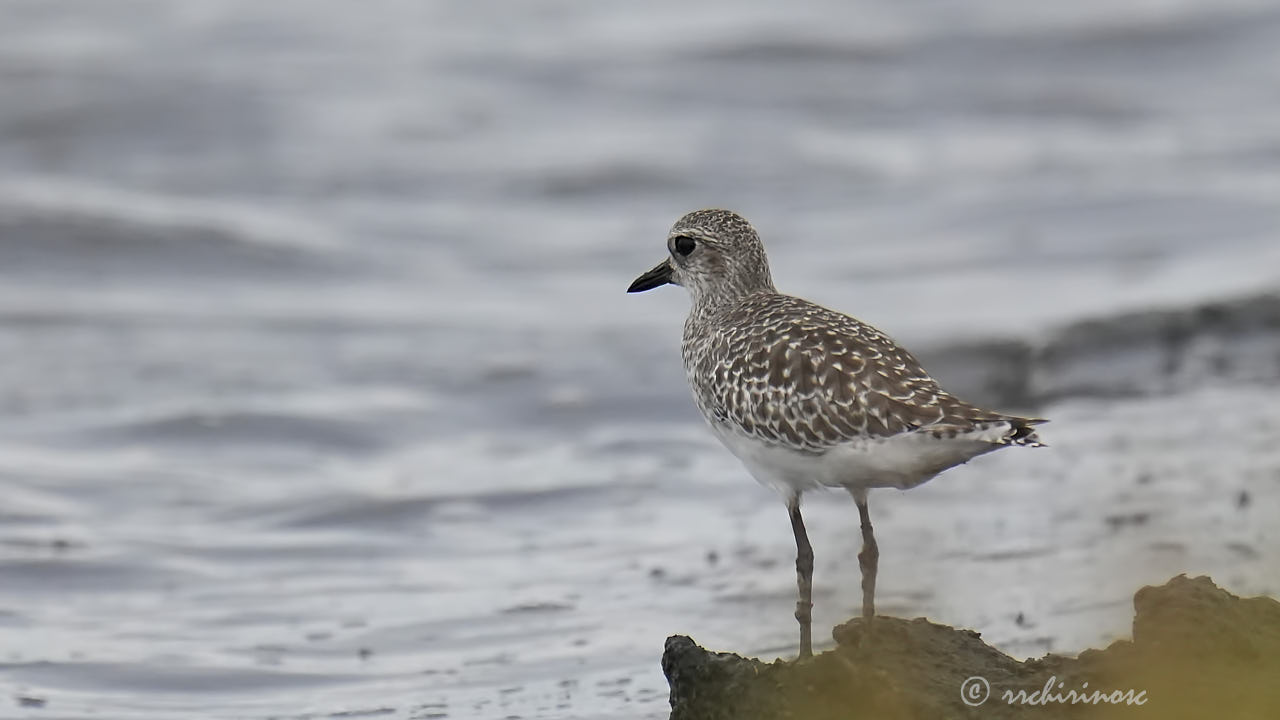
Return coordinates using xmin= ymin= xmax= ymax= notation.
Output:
xmin=697 ymin=294 xmax=1018 ymax=452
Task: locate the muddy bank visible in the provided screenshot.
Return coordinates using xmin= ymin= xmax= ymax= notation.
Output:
xmin=921 ymin=292 xmax=1280 ymax=410
xmin=662 ymin=575 xmax=1280 ymax=719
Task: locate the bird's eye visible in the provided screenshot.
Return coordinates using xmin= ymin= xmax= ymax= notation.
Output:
xmin=672 ymin=235 xmax=696 ymax=256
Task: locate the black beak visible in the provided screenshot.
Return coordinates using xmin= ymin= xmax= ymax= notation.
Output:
xmin=627 ymin=259 xmax=673 ymax=293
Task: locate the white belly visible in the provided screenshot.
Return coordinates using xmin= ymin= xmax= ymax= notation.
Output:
xmin=709 ymin=421 xmax=1006 ymax=496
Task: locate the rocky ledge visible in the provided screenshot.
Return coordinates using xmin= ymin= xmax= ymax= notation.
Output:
xmin=662 ymin=575 xmax=1280 ymax=719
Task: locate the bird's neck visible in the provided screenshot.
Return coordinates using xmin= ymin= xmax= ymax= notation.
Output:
xmin=686 ymin=284 xmax=775 ymax=329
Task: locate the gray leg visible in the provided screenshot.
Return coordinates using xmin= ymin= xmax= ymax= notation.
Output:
xmin=787 ymin=495 xmax=814 ymax=658
xmin=854 ymin=493 xmax=878 ymax=619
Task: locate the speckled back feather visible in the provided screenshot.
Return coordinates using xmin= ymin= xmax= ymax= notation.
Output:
xmin=682 ymin=292 xmax=1044 ymax=453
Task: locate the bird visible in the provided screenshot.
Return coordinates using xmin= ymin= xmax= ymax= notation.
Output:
xmin=627 ymin=209 xmax=1046 ymax=658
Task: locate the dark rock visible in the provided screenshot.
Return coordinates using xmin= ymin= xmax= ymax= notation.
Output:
xmin=663 ymin=575 xmax=1280 ymax=719
xmin=919 ymin=292 xmax=1280 ymax=410
xmin=1031 ymin=293 xmax=1280 ymax=402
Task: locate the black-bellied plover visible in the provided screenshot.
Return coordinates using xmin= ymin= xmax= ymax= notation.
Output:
xmin=628 ymin=209 xmax=1046 ymax=658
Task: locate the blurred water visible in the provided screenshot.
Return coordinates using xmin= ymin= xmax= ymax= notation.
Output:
xmin=1 ymin=1 xmax=1279 ymax=718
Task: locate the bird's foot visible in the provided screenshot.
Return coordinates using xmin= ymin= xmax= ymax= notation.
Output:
xmin=835 ymin=613 xmax=878 ymax=652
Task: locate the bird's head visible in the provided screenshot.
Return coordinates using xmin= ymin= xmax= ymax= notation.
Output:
xmin=627 ymin=209 xmax=775 ymax=306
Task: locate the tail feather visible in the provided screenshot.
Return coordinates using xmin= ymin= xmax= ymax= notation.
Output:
xmin=1004 ymin=417 xmax=1048 ymax=447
